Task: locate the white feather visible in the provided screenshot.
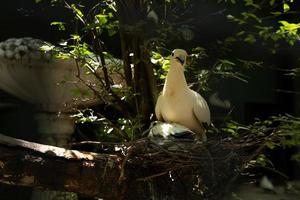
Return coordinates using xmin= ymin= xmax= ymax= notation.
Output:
xmin=149 ymin=122 xmax=194 ymax=138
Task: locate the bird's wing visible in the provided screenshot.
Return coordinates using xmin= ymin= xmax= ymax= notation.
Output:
xmin=192 ymin=91 xmax=211 ymax=124
xmin=149 ymin=122 xmax=194 ymax=139
xmin=155 ymin=95 xmax=164 ymax=121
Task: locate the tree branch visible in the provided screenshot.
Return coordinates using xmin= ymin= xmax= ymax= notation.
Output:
xmin=0 ymin=130 xmax=279 ymax=199
xmin=0 ymin=133 xmax=123 ymax=199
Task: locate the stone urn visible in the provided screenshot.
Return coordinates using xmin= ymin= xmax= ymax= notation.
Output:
xmin=0 ymin=37 xmax=97 ymax=145
xmin=0 ymin=37 xmax=98 ymax=200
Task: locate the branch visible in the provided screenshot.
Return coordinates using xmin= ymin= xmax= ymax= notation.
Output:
xmin=0 ymin=131 xmax=280 ymax=199
xmin=0 ymin=133 xmax=123 ymax=199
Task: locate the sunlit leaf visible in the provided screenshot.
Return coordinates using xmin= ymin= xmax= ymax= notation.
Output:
xmin=71 ymin=4 xmax=84 ymax=18
xmin=283 ymin=3 xmax=290 ymax=13
xmin=244 ymin=34 xmax=256 ymax=44
xmin=71 ymin=34 xmax=81 ymax=41
xmin=50 ymin=21 xmax=66 ymax=31
xmin=95 ymin=14 xmax=108 ymax=26
xmin=269 ymin=0 xmax=275 ymax=6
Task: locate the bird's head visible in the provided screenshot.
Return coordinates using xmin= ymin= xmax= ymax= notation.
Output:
xmin=171 ymin=49 xmax=188 ymax=66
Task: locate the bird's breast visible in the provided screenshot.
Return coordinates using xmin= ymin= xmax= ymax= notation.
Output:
xmin=161 ymin=94 xmax=193 ymax=122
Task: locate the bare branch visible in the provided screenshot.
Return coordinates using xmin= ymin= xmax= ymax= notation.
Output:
xmin=0 ymin=130 xmax=280 ymax=199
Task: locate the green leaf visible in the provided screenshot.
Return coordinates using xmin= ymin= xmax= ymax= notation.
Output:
xmin=266 ymin=141 xmax=276 ymax=149
xmin=244 ymin=34 xmax=256 ymax=44
xmin=50 ymin=21 xmax=66 ymax=31
xmin=71 ymin=34 xmax=81 ymax=41
xmin=71 ymin=4 xmax=84 ymax=18
xmin=283 ymin=3 xmax=290 ymax=13
xmin=291 ymin=153 xmax=300 ymax=161
xmin=279 ymin=21 xmax=300 ymax=32
xmin=255 ymin=154 xmax=269 ymax=167
xmin=237 ymin=31 xmax=246 ymax=36
xmin=95 ymin=14 xmax=108 ymax=26
xmin=244 ymin=0 xmax=253 ymax=5
xmin=108 ymin=28 xmax=117 ymax=36
xmin=244 ymin=0 xmax=260 ymax=9
xmin=270 ymin=11 xmax=282 ymax=16
xmin=241 ymin=12 xmax=262 ymax=23
xmin=220 ymin=59 xmax=236 ymax=66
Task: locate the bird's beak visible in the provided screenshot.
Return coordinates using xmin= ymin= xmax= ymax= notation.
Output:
xmin=175 ymin=55 xmax=185 ymax=65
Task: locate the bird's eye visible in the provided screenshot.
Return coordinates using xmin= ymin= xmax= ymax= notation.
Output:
xmin=171 ymin=52 xmax=174 ymax=56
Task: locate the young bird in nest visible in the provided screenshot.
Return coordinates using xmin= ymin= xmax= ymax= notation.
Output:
xmin=155 ymin=49 xmax=211 ymax=141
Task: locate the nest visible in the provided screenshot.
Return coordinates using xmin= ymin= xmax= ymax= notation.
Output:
xmin=72 ymin=130 xmax=280 ymax=199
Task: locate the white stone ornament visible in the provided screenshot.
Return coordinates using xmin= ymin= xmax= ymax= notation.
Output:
xmin=0 ymin=37 xmax=95 ymax=200
xmin=0 ymin=37 xmax=96 ymax=113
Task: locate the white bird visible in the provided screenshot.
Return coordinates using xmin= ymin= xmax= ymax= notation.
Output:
xmin=155 ymin=49 xmax=211 ymax=141
xmin=148 ymin=121 xmax=195 ymax=139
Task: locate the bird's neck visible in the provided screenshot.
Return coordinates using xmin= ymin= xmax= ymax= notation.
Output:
xmin=163 ymin=61 xmax=188 ymax=96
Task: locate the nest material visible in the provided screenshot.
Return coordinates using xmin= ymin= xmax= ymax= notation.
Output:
xmin=72 ymin=131 xmax=280 ymax=199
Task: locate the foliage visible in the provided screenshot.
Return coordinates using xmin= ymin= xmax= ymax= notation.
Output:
xmin=215 ymin=114 xmax=300 ymax=147
xmin=209 ymin=114 xmax=300 ymax=166
xmin=34 ymin=0 xmax=300 ymax=167
xmin=28 ymin=0 xmax=300 ymax=199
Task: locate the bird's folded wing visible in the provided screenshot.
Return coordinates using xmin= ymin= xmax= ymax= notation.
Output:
xmin=155 ymin=95 xmax=163 ymax=121
xmin=192 ymin=92 xmax=211 ymax=125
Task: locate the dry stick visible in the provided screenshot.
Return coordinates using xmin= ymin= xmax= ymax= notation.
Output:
xmin=136 ymin=166 xmax=180 ymax=182
xmin=118 ymin=145 xmax=134 ymax=183
xmin=143 ymin=46 xmax=158 ymax=107
xmin=64 ymin=3 xmax=108 ymax=90
xmin=65 ymin=0 xmax=112 ymax=96
xmin=86 ymin=2 xmax=101 ymax=20
xmin=90 ymin=29 xmax=111 ymax=89
xmin=74 ymin=59 xmax=107 ymax=103
xmin=132 ymin=39 xmax=144 ymax=131
xmin=96 ymin=112 xmax=128 ymax=140
xmin=89 ymin=27 xmax=132 ymax=116
xmin=152 ymin=158 xmax=174 ymax=165
xmin=73 ymin=60 xmax=128 ymax=139
xmin=64 ymin=3 xmax=106 ymax=90
xmin=222 ymin=137 xmax=271 ymax=197
xmin=116 ymin=1 xmax=151 ymax=124
xmin=98 ymin=45 xmax=110 ymax=89
xmin=83 ymin=59 xmax=106 ymax=88
xmin=146 ymin=142 xmax=219 ymax=169
xmin=136 ymin=164 xmax=197 ymax=182
xmin=72 ymin=41 xmax=130 ymax=115
xmin=202 ymin=147 xmax=216 ymax=182
xmin=119 ymin=34 xmax=133 ymax=87
xmin=64 ymin=1 xmax=85 ymax=25
xmin=92 ymin=57 xmax=131 ymax=116
xmin=1 ymin=126 xmax=284 ymax=198
xmin=116 ymin=0 xmax=133 ymax=88
xmin=71 ymin=140 xmax=121 ymax=146
xmin=148 ymin=141 xmax=222 ymax=161
xmin=148 ymin=140 xmax=179 ymax=159
xmin=256 ymin=166 xmax=289 ymax=180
